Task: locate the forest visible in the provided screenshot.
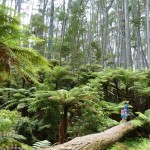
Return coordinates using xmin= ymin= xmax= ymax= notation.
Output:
xmin=0 ymin=0 xmax=150 ymax=149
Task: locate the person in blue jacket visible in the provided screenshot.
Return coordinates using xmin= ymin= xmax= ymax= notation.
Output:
xmin=124 ymin=102 xmax=129 ymax=118
xmin=121 ymin=107 xmax=127 ymax=122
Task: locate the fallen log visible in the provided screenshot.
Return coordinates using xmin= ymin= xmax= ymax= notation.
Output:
xmin=40 ymin=112 xmax=150 ymax=150
xmin=49 ymin=122 xmax=133 ymax=150
xmin=47 ymin=112 xmax=150 ymax=150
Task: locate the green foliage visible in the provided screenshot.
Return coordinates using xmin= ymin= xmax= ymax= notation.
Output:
xmin=88 ymin=68 xmax=148 ymax=104
xmin=131 ymin=112 xmax=149 ymax=128
xmin=0 ymin=4 xmax=49 ymax=83
xmin=136 ymin=69 xmax=150 ymax=96
xmin=0 ymin=109 xmax=26 ymax=144
xmin=45 ymin=86 xmax=100 ymax=140
xmin=103 ymin=68 xmax=145 ymax=88
xmin=99 ymin=101 xmax=132 ymax=115
xmin=0 ymin=109 xmax=21 ymax=132
xmin=108 ymin=142 xmax=128 ymax=150
xmin=1 ymin=65 xmax=150 ymax=145
xmin=1 ymin=0 xmax=150 ymax=147
xmin=68 ymin=104 xmax=119 ymax=138
xmin=15 ymin=117 xmax=37 ymax=145
xmin=61 ymin=0 xmax=87 ymax=71
xmin=0 ymin=5 xmax=22 ymax=44
xmin=110 ymin=138 xmax=150 ymax=150
xmin=131 ymin=119 xmax=143 ymax=128
xmin=0 ymin=87 xmax=59 ymax=143
xmin=124 ymin=138 xmax=150 ymax=150
xmin=0 ymin=140 xmax=34 ymax=150
xmin=27 ymin=89 xmax=60 ymax=142
xmin=51 ymin=66 xmax=70 ymax=80
xmin=131 ymin=16 xmax=141 ymax=27
xmin=30 ymin=13 xmax=48 ymax=37
xmin=144 ymin=109 xmax=150 ymax=118
xmin=91 ymin=41 xmax=102 ymax=62
xmin=67 ymin=107 xmax=102 ymax=137
xmin=0 ymin=88 xmax=39 ymax=144
xmin=33 ymin=140 xmax=50 ymax=149
xmin=55 ymin=7 xmax=66 ymax=21
xmin=42 ymin=65 xmax=76 ymax=90
xmin=49 ymin=85 xmax=99 ymax=107
xmin=0 ymin=87 xmax=36 ymax=110
xmin=65 ymin=90 xmax=120 ymax=137
xmin=77 ymin=64 xmax=100 ymax=85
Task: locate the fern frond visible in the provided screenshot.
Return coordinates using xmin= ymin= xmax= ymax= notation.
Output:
xmin=131 ymin=119 xmax=143 ymax=128
xmin=33 ymin=140 xmax=51 ymax=149
xmin=0 ymin=4 xmax=49 ymax=83
xmin=144 ymin=109 xmax=150 ymax=118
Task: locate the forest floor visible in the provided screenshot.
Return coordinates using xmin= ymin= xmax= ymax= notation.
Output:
xmin=109 ymin=137 xmax=150 ymax=150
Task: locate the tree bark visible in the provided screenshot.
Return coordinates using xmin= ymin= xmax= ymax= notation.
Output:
xmin=58 ymin=105 xmax=68 ymax=144
xmin=47 ymin=0 xmax=54 ymax=59
xmin=124 ymin=0 xmax=132 ymax=68
xmin=102 ymin=0 xmax=114 ymax=68
xmin=120 ymin=0 xmax=126 ymax=69
xmin=116 ymin=0 xmax=121 ymax=67
xmin=49 ymin=123 xmax=134 ymax=150
xmin=16 ymin=0 xmax=23 ymax=13
xmin=41 ymin=0 xmax=48 ymax=38
xmin=147 ymin=0 xmax=150 ymax=68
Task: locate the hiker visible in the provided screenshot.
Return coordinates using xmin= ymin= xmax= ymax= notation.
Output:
xmin=124 ymin=102 xmax=129 ymax=119
xmin=121 ymin=107 xmax=127 ymax=122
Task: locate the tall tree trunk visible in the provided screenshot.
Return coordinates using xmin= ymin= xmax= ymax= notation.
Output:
xmin=47 ymin=0 xmax=54 ymax=59
xmin=16 ymin=0 xmax=22 ymax=13
xmin=124 ymin=0 xmax=132 ymax=68
xmin=120 ymin=0 xmax=126 ymax=68
xmin=147 ymin=0 xmax=150 ymax=68
xmin=87 ymin=0 xmax=93 ymax=65
xmin=59 ymin=0 xmax=66 ymax=65
xmin=40 ymin=0 xmax=48 ymax=38
xmin=61 ymin=0 xmax=66 ymax=40
xmin=131 ymin=0 xmax=140 ymax=69
xmin=116 ymin=0 xmax=121 ymax=67
xmin=97 ymin=0 xmax=102 ymax=45
xmin=139 ymin=33 xmax=149 ymax=68
xmin=102 ymin=0 xmax=114 ymax=68
xmin=136 ymin=0 xmax=148 ymax=69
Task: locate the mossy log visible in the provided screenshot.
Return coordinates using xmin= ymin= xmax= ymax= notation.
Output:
xmin=49 ymin=122 xmax=134 ymax=150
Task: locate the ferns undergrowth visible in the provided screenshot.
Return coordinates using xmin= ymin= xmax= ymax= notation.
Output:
xmin=109 ymin=138 xmax=150 ymax=150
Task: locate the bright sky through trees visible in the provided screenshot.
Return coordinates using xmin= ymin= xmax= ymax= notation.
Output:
xmin=21 ymin=0 xmax=66 ymax=24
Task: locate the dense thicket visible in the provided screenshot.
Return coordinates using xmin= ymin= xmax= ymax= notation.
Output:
xmin=0 ymin=0 xmax=150 ymax=149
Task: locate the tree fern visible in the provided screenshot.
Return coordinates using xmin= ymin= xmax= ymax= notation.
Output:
xmin=0 ymin=87 xmax=36 ymax=112
xmin=0 ymin=4 xmax=49 ymax=83
xmin=131 ymin=112 xmax=149 ymax=128
xmin=0 ymin=5 xmax=21 ymax=43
